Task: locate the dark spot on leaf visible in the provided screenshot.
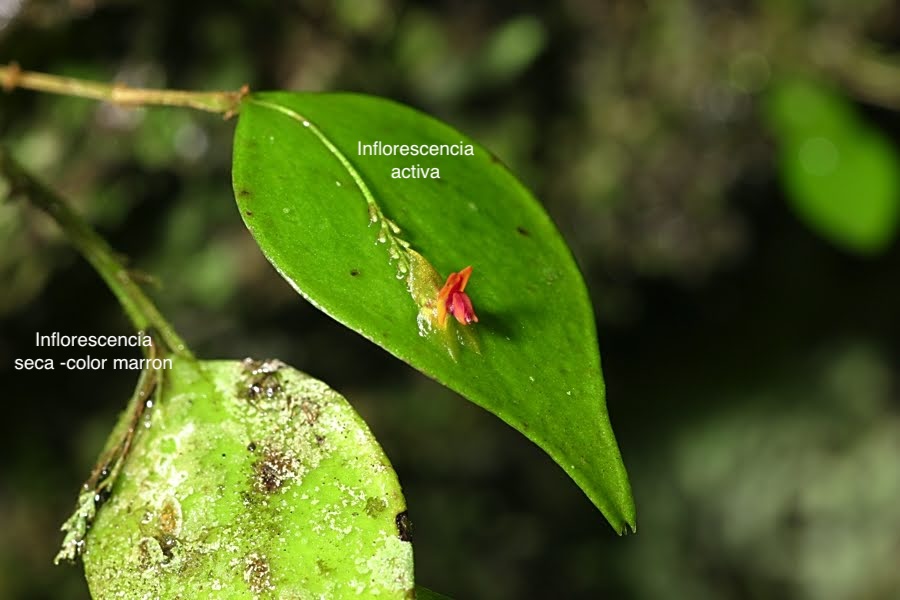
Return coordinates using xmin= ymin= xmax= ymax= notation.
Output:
xmin=154 ymin=533 xmax=177 ymax=561
xmin=245 ymin=210 xmax=253 ymax=217
xmin=137 ymin=499 xmax=182 ymax=567
xmin=365 ymin=497 xmax=388 ymax=517
xmin=137 ymin=538 xmax=157 ymax=569
xmin=244 ymin=553 xmax=274 ymax=595
xmin=247 ymin=442 xmax=256 ymax=452
xmin=395 ymin=511 xmax=412 ymax=542
xmin=316 ymin=558 xmax=333 ymax=575
xmin=516 ymin=226 xmax=530 ymax=237
xmin=253 ymin=447 xmax=298 ymax=494
xmin=238 ymin=189 xmax=251 ymax=198
xmin=239 ymin=358 xmax=285 ymax=406
xmin=299 ymin=398 xmax=320 ymax=425
xmin=350 ymin=268 xmax=360 ymax=277
xmin=94 ymin=486 xmax=111 ymax=507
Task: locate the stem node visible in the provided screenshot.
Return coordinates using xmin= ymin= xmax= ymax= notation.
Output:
xmin=2 ymin=61 xmax=21 ymax=92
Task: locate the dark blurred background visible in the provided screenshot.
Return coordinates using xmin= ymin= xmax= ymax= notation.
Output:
xmin=2 ymin=1 xmax=899 ymax=598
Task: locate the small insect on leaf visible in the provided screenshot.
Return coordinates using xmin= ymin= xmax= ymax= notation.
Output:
xmin=437 ymin=266 xmax=479 ymax=328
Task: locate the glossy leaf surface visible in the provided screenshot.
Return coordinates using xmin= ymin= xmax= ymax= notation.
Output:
xmin=83 ymin=358 xmax=413 ymax=598
xmin=232 ymin=92 xmax=635 ymax=532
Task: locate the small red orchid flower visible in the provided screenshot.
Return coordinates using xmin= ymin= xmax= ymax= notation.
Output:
xmin=436 ymin=266 xmax=479 ymax=328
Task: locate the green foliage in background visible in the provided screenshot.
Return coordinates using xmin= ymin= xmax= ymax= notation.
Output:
xmin=3 ymin=1 xmax=900 ymax=598
xmin=765 ymin=79 xmax=900 ymax=254
xmin=232 ymin=92 xmax=635 ymax=533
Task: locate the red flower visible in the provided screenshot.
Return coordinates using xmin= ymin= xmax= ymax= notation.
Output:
xmin=437 ymin=266 xmax=479 ymax=328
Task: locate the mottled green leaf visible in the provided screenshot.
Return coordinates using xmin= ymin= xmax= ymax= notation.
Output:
xmin=83 ymin=358 xmax=413 ymax=598
xmin=231 ymin=92 xmax=635 ymax=532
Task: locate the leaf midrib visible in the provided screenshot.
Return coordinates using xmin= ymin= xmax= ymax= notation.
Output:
xmin=248 ymin=96 xmax=412 ymax=274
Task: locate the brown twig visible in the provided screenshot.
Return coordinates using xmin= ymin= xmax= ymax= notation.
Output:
xmin=1 ymin=62 xmax=249 ymax=118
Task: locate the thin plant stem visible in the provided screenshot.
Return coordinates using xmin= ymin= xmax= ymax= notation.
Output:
xmin=0 ymin=147 xmax=192 ymax=358
xmin=54 ymin=344 xmax=162 ymax=564
xmin=1 ymin=62 xmax=248 ymax=117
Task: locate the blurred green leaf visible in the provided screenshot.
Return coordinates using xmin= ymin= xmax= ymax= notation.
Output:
xmin=83 ymin=358 xmax=413 ymax=598
xmin=764 ymin=80 xmax=856 ymax=140
xmin=480 ymin=16 xmax=547 ymax=83
xmin=765 ymin=80 xmax=900 ymax=254
xmin=231 ymin=92 xmax=635 ymax=533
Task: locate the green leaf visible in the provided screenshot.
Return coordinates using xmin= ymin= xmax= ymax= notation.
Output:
xmin=765 ymin=79 xmax=900 ymax=254
xmin=231 ymin=92 xmax=635 ymax=532
xmin=479 ymin=16 xmax=547 ymax=83
xmin=82 ymin=358 xmax=414 ymax=598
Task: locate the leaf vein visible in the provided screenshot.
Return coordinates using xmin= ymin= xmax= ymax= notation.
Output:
xmin=249 ymin=98 xmax=411 ymax=276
